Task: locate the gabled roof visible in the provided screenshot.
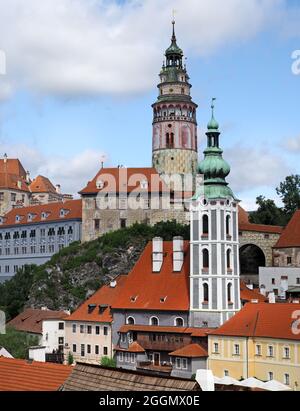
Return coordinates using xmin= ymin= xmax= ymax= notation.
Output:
xmin=169 ymin=344 xmax=208 ymax=358
xmin=0 ymin=158 xmax=29 ymax=192
xmin=209 ymin=303 xmax=300 ymax=341
xmin=0 ymin=199 xmax=82 ymax=227
xmin=29 ymin=175 xmax=58 ymax=195
xmin=0 ymin=357 xmax=72 ymax=391
xmin=112 ymin=241 xmax=190 ymax=312
xmin=240 ymin=282 xmax=267 ymax=303
xmin=8 ymin=308 xmax=69 ymax=335
xmin=79 ymin=167 xmax=169 ymax=195
xmin=66 ymin=275 xmax=127 ymax=323
xmin=62 ymin=363 xmax=199 ymax=391
xmin=115 ymin=342 xmax=145 ymax=353
xmin=275 ymin=210 xmax=300 ymax=248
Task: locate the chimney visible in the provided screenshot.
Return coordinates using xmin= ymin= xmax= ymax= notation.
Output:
xmin=279 ymin=276 xmax=288 ymax=300
xmin=3 ymin=153 xmax=7 ymax=163
xmin=110 ymin=280 xmax=117 ymax=288
xmin=173 ymin=236 xmax=184 ymax=272
xmin=17 ymin=180 xmax=22 ymax=190
xmin=260 ymin=285 xmax=266 ymax=296
xmin=26 ymin=171 xmax=30 ymax=184
xmin=56 ymin=184 xmax=61 ymax=194
xmin=152 ymin=237 xmax=163 ymax=272
xmin=246 ymin=284 xmax=254 ymax=290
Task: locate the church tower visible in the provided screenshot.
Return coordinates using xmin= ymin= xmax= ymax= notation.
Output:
xmin=190 ymin=99 xmax=241 ymax=328
xmin=152 ymin=21 xmax=198 ymax=176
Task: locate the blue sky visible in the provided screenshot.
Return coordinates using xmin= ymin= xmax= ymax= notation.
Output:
xmin=0 ymin=0 xmax=299 ymax=209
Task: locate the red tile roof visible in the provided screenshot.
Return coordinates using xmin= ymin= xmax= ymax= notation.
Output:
xmin=275 ymin=210 xmax=300 ymax=248
xmin=239 ymin=222 xmax=283 ymax=234
xmin=240 ymin=282 xmax=268 ymax=303
xmin=112 ymin=241 xmax=190 ymax=311
xmin=0 ymin=357 xmax=72 ymax=391
xmin=0 ymin=158 xmax=29 ymax=192
xmin=169 ymin=344 xmax=208 ymax=358
xmin=0 ymin=199 xmax=82 ymax=227
xmin=29 ymin=175 xmax=58 ymax=194
xmin=119 ymin=325 xmax=214 ymax=337
xmin=79 ymin=167 xmax=169 ymax=195
xmin=66 ymin=275 xmax=127 ymax=323
xmin=238 ymin=206 xmax=249 ymax=224
xmin=209 ymin=303 xmax=300 ymax=341
xmin=115 ymin=342 xmax=146 ymax=353
xmin=8 ymin=308 xmax=69 ymax=335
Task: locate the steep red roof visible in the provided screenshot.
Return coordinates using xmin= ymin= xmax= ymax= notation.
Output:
xmin=275 ymin=210 xmax=300 ymax=248
xmin=66 ymin=275 xmax=127 ymax=323
xmin=8 ymin=308 xmax=69 ymax=335
xmin=0 ymin=199 xmax=82 ymax=227
xmin=0 ymin=357 xmax=72 ymax=391
xmin=240 ymin=282 xmax=267 ymax=303
xmin=239 ymin=222 xmax=283 ymax=234
xmin=119 ymin=325 xmax=213 ymax=337
xmin=209 ymin=303 xmax=300 ymax=341
xmin=29 ymin=175 xmax=58 ymax=194
xmin=238 ymin=206 xmax=249 ymax=224
xmin=169 ymin=344 xmax=208 ymax=358
xmin=0 ymin=158 xmax=29 ymax=192
xmin=115 ymin=342 xmax=145 ymax=353
xmin=79 ymin=167 xmax=169 ymax=195
xmin=112 ymin=241 xmax=190 ymax=311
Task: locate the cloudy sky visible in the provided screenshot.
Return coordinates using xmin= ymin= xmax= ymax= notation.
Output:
xmin=0 ymin=0 xmax=299 ymax=209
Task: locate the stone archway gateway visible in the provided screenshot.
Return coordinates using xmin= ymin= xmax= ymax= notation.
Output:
xmin=239 ymin=244 xmax=266 ymax=283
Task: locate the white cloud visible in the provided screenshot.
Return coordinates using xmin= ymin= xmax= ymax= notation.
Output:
xmin=226 ymin=146 xmax=289 ymax=194
xmin=282 ymin=135 xmax=300 ymax=152
xmin=0 ymin=143 xmax=107 ymax=194
xmin=0 ymin=0 xmax=287 ymax=99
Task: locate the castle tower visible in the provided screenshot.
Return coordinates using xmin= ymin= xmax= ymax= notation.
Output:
xmin=152 ymin=21 xmax=198 ymax=177
xmin=190 ymin=99 xmax=241 ymax=328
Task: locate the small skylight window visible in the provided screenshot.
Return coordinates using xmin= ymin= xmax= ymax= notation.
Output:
xmin=130 ymin=296 xmax=138 ymax=303
xmin=140 ymin=180 xmax=148 ymax=189
xmin=160 ymin=296 xmax=167 ymax=303
xmin=96 ymin=179 xmax=105 ymax=190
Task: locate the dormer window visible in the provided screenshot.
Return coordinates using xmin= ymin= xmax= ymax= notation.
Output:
xmin=96 ymin=179 xmax=105 ymax=190
xmin=60 ymin=209 xmax=65 ymax=218
xmin=15 ymin=215 xmax=21 ymax=223
xmin=41 ymin=212 xmax=48 ymax=220
xmin=160 ymin=296 xmax=167 ymax=304
xmin=88 ymin=304 xmax=96 ymax=314
xmin=27 ymin=213 xmax=36 ymax=222
xmin=130 ymin=296 xmax=138 ymax=303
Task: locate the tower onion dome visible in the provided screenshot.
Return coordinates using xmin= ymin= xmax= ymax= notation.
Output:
xmin=197 ymin=99 xmax=237 ymax=200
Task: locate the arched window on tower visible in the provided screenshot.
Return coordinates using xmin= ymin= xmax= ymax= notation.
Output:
xmin=227 ymin=283 xmax=233 ymax=303
xmin=170 ymin=133 xmax=174 ymax=148
xmin=202 ymin=215 xmax=209 ymax=236
xmin=202 ymin=249 xmax=209 ymax=270
xmin=203 ymin=283 xmax=209 ymax=303
xmin=150 ymin=316 xmax=159 ymax=326
xmin=227 ymin=249 xmax=232 ymax=270
xmin=226 ymin=215 xmax=231 ymax=237
xmin=166 ymin=133 xmax=170 ymax=148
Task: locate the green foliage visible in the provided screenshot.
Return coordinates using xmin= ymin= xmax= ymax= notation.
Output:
xmin=67 ymin=351 xmax=74 ymax=365
xmin=100 ymin=356 xmax=116 ymax=368
xmin=276 ymin=175 xmax=300 ymax=221
xmin=0 ymin=326 xmax=39 ymax=359
xmin=249 ymin=196 xmax=285 ymax=226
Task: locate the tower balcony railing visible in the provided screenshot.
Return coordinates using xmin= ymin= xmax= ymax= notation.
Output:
xmin=153 ymin=115 xmax=196 ymax=123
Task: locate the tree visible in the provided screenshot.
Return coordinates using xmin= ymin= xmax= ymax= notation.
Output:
xmin=276 ymin=175 xmax=300 ymax=220
xmin=0 ymin=326 xmax=39 ymax=359
xmin=100 ymin=356 xmax=116 ymax=368
xmin=67 ymin=351 xmax=74 ymax=366
xmin=249 ymin=196 xmax=284 ymax=226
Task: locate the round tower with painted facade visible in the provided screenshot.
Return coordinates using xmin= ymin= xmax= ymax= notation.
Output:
xmin=190 ymin=100 xmax=241 ymax=328
xmin=152 ymin=22 xmax=198 ymax=176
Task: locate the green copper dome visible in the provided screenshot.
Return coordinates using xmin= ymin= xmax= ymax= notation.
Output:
xmin=165 ymin=21 xmax=183 ymax=57
xmin=195 ymin=99 xmax=238 ymax=201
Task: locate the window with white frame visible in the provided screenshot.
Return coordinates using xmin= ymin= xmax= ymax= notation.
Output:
xmin=213 ymin=342 xmax=219 ymax=354
xmin=174 ymin=317 xmax=184 ymax=327
xmin=268 ymin=372 xmax=274 ymax=381
xmin=127 ymin=316 xmax=135 ymax=325
xmin=131 ymin=353 xmax=135 ymax=364
xmin=283 ymin=347 xmax=290 ymax=359
xmin=224 ymin=370 xmax=229 ymax=377
xmin=268 ymin=346 xmax=274 ymax=357
xmin=150 ymin=316 xmax=159 ymax=326
xmin=234 ymin=344 xmax=240 ymax=356
xmin=182 ymin=358 xmax=188 ymax=370
xmin=284 ymin=374 xmax=290 ymax=386
xmin=119 ymin=352 xmax=124 ymax=362
xmin=256 ymin=345 xmax=262 ymax=356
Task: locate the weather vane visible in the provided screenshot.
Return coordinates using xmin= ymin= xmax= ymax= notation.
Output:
xmin=172 ymin=9 xmax=177 ymax=22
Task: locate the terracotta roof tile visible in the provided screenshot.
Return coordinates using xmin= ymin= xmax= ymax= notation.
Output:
xmin=0 ymin=357 xmax=72 ymax=391
xmin=66 ymin=275 xmax=127 ymax=323
xmin=29 ymin=175 xmax=58 ymax=194
xmin=115 ymin=342 xmax=145 ymax=353
xmin=239 ymin=223 xmax=283 ymax=234
xmin=169 ymin=344 xmax=208 ymax=358
xmin=0 ymin=159 xmax=29 ymax=192
xmin=275 ymin=210 xmax=300 ymax=248
xmin=238 ymin=206 xmax=249 ymax=224
xmin=112 ymin=241 xmax=190 ymax=311
xmin=0 ymin=199 xmax=82 ymax=227
xmin=240 ymin=282 xmax=268 ymax=303
xmin=8 ymin=308 xmax=69 ymax=335
xmin=79 ymin=167 xmax=169 ymax=195
xmin=209 ymin=303 xmax=300 ymax=341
